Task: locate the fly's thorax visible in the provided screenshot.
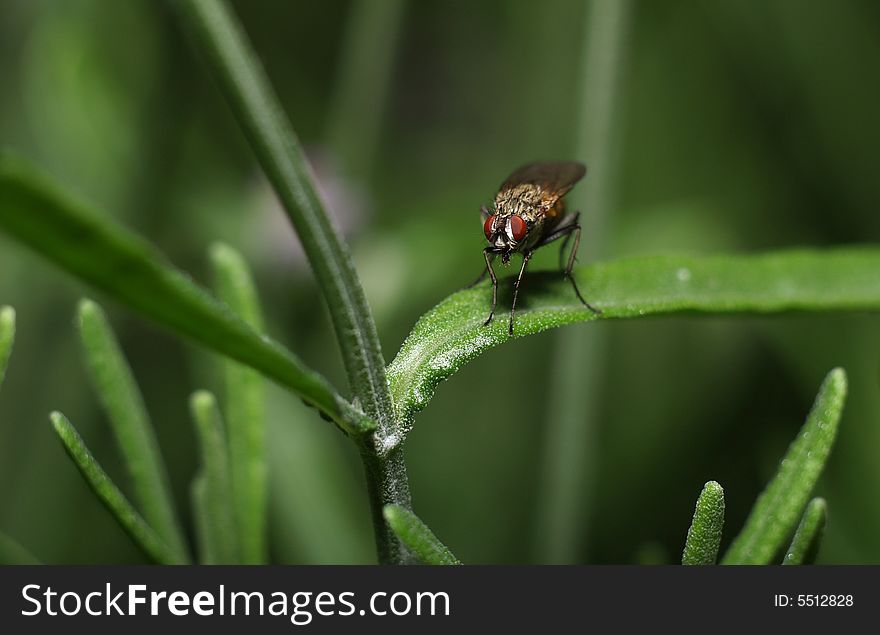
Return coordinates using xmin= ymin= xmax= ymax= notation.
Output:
xmin=494 ymin=184 xmax=551 ymax=223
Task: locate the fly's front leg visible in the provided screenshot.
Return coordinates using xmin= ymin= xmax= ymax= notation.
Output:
xmin=509 ymin=250 xmax=533 ymax=336
xmin=466 ymin=251 xmax=494 ymax=289
xmin=483 ymin=248 xmax=499 ymax=326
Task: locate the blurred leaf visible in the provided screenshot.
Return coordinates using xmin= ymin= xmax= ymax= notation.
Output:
xmin=77 ymin=299 xmax=188 ymax=562
xmin=49 ymin=411 xmax=184 ymax=564
xmin=210 ymin=243 xmax=266 ymax=564
xmin=536 ymin=0 xmax=631 ymax=563
xmin=389 ymin=250 xmax=878 ymax=429
xmin=325 ymin=0 xmax=405 ymax=178
xmin=722 ymin=368 xmax=846 ymax=564
xmin=0 ymin=155 xmax=369 ymax=436
xmin=175 ymin=0 xmax=394 ymax=434
xmin=681 ymin=480 xmax=725 ymax=565
xmin=189 ymin=391 xmax=238 ymax=564
xmin=783 ymin=498 xmax=827 ymax=565
xmin=0 ymin=306 xmax=14 ymax=390
xmin=383 ymin=505 xmax=461 ymax=565
xmin=0 ymin=531 xmax=40 ymax=564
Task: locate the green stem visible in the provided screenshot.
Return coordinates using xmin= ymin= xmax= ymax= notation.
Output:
xmin=175 ymin=0 xmax=410 ymax=563
xmin=325 ymin=0 xmax=406 ymax=180
xmin=534 ymin=0 xmax=631 ymax=563
xmin=174 ymin=0 xmax=395 ymax=432
xmin=359 ymin=443 xmax=414 ymax=564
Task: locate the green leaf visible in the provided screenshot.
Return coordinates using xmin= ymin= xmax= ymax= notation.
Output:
xmin=189 ymin=391 xmax=238 ymax=564
xmin=383 ymin=505 xmax=461 ymax=565
xmin=783 ymin=498 xmax=827 ymax=565
xmin=324 ymin=0 xmax=405 ymax=179
xmin=49 ymin=411 xmax=184 ymax=564
xmin=174 ymin=0 xmax=395 ymax=435
xmin=0 ymin=155 xmax=370 ymax=436
xmin=173 ymin=0 xmax=410 ymax=566
xmin=0 ymin=305 xmax=14 ymax=390
xmin=77 ymin=299 xmax=189 ymax=563
xmin=388 ymin=250 xmax=877 ymax=429
xmin=682 ymin=481 xmax=725 ymax=565
xmin=210 ymin=243 xmax=267 ymax=564
xmin=0 ymin=531 xmax=41 ymax=564
xmin=722 ymin=368 xmax=846 ymax=564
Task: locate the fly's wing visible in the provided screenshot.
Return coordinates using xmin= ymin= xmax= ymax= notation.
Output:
xmin=498 ymin=161 xmax=587 ymax=205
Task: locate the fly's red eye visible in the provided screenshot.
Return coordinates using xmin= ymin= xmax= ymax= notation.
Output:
xmin=509 ymin=215 xmax=527 ymax=241
xmin=483 ymin=214 xmax=496 ymax=241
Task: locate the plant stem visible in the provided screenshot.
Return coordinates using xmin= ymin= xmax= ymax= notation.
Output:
xmin=359 ymin=443 xmax=414 ymax=564
xmin=325 ymin=0 xmax=406 ymax=181
xmin=175 ymin=0 xmax=395 ymax=433
xmin=175 ymin=0 xmax=411 ymax=562
xmin=534 ymin=0 xmax=631 ymax=563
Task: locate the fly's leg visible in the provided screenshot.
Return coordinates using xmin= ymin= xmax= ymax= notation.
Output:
xmin=483 ymin=248 xmax=499 ymax=326
xmin=538 ymin=212 xmax=601 ymax=315
xmin=509 ymin=250 xmax=533 ymax=336
xmin=466 ymin=251 xmax=494 ymax=289
xmin=562 ymin=224 xmax=601 ymax=315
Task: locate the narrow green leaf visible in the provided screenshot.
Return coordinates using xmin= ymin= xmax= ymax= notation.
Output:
xmin=0 ymin=305 xmax=15 ymax=390
xmin=189 ymin=391 xmax=238 ymax=564
xmin=49 ymin=411 xmax=184 ymax=564
xmin=388 ymin=251 xmax=878 ymax=430
xmin=535 ymin=0 xmax=631 ymax=564
xmin=174 ymin=0 xmax=409 ymax=566
xmin=77 ymin=299 xmax=189 ymax=563
xmin=383 ymin=505 xmax=461 ymax=565
xmin=0 ymin=531 xmax=41 ymax=564
xmin=174 ymin=0 xmax=396 ymax=437
xmin=783 ymin=498 xmax=827 ymax=565
xmin=325 ymin=0 xmax=405 ymax=179
xmin=0 ymin=156 xmax=369 ymax=436
xmin=722 ymin=368 xmax=846 ymax=564
xmin=210 ymin=243 xmax=266 ymax=564
xmin=682 ymin=481 xmax=725 ymax=565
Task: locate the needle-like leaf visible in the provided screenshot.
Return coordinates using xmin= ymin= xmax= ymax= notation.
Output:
xmin=389 ymin=252 xmax=876 ymax=431
xmin=782 ymin=498 xmax=827 ymax=565
xmin=722 ymin=368 xmax=846 ymax=564
xmin=210 ymin=243 xmax=267 ymax=564
xmin=0 ymin=306 xmax=14 ymax=390
xmin=0 ymin=531 xmax=40 ymax=564
xmin=174 ymin=0 xmax=394 ymax=434
xmin=383 ymin=505 xmax=461 ymax=565
xmin=682 ymin=481 xmax=725 ymax=565
xmin=0 ymin=155 xmax=369 ymax=436
xmin=49 ymin=411 xmax=184 ymax=564
xmin=189 ymin=391 xmax=238 ymax=564
xmin=77 ymin=299 xmax=189 ymax=563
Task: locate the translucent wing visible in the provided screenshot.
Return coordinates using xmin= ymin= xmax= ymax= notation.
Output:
xmin=498 ymin=161 xmax=586 ymax=203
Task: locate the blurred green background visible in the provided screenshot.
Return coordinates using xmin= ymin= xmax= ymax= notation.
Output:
xmin=1 ymin=0 xmax=879 ymax=564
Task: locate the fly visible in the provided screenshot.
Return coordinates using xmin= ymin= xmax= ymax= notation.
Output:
xmin=472 ymin=161 xmax=601 ymax=335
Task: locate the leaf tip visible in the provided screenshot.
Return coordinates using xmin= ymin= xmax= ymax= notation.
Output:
xmin=190 ymin=389 xmax=217 ymax=415
xmin=209 ymin=241 xmax=242 ymax=269
xmin=382 ymin=504 xmax=402 ymax=524
xmin=0 ymin=305 xmax=15 ymax=328
xmin=76 ymin=297 xmax=106 ymax=330
xmin=48 ymin=410 xmax=67 ymax=433
xmin=700 ymin=480 xmax=725 ymax=508
xmin=826 ymin=367 xmax=847 ymax=395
